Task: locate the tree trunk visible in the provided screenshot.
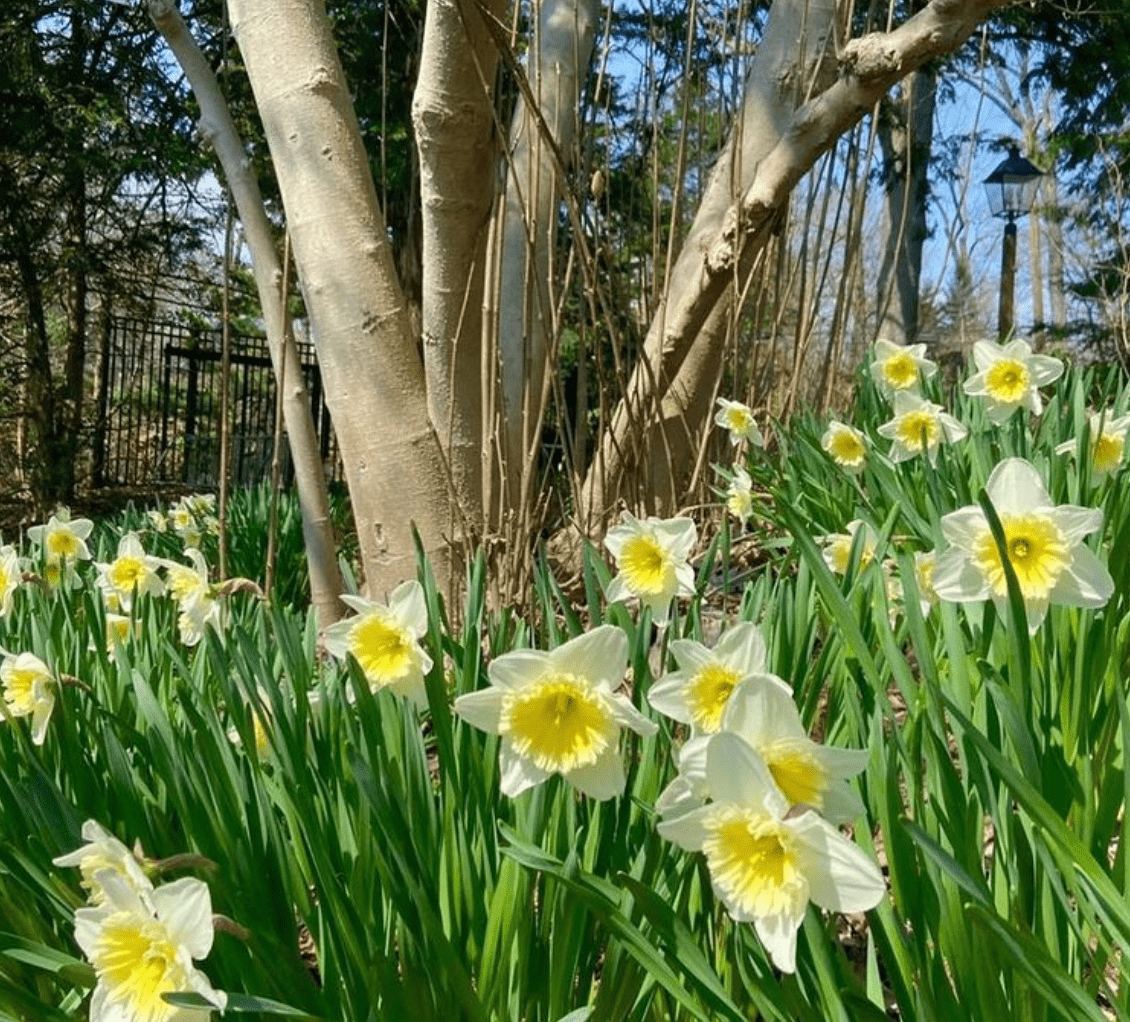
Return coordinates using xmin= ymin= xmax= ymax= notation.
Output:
xmin=227 ymin=0 xmax=454 ymax=598
xmin=412 ymin=0 xmax=505 ymax=540
xmin=875 ymin=67 xmax=937 ymax=347
xmin=490 ymin=0 xmax=599 ymax=517
xmin=150 ymin=0 xmax=346 ymax=627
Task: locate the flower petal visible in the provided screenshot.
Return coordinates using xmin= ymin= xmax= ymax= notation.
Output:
xmin=452 ymin=688 xmax=505 ymax=734
xmin=985 ymin=458 xmax=1052 ymax=513
xmin=721 ymin=681 xmax=806 ymax=747
xmin=706 ymin=732 xmax=787 ymax=817
xmin=488 ymin=649 xmax=551 ymax=690
xmin=566 ymin=746 xmax=626 ymax=800
xmin=753 ymin=904 xmax=806 ymax=972
xmin=714 ymin=622 xmax=768 ymax=675
xmin=387 ymin=579 xmax=427 ymax=636
xmin=549 ymin=625 xmax=628 ymax=689
xmin=656 ymin=804 xmax=712 ymax=851
xmin=153 ymin=877 xmax=214 ymax=959
xmin=931 ymin=548 xmax=990 ymax=603
xmin=789 ymin=811 xmax=886 ymax=913
xmin=498 ymin=741 xmax=550 ymax=797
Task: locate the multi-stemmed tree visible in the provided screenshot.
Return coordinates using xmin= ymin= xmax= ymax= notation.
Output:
xmin=153 ymin=0 xmax=1017 ymax=599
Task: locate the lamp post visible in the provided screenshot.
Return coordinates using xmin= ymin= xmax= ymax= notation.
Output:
xmin=983 ymin=146 xmax=1043 ymax=340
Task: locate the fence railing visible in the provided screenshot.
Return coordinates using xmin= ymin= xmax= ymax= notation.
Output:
xmin=93 ymin=316 xmax=340 ymax=489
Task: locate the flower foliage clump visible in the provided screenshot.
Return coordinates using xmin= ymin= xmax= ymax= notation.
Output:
xmin=0 ymin=353 xmax=1128 ymax=1022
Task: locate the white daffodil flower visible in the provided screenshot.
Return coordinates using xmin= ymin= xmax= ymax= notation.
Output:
xmin=1 ymin=650 xmax=56 ymax=746
xmin=819 ymin=520 xmax=878 ymax=576
xmin=53 ymin=820 xmax=153 ymax=906
xmin=877 ymin=392 xmax=967 ymax=464
xmin=932 ymin=458 xmax=1114 ymax=632
xmin=714 ymin=398 xmax=764 ymax=447
xmin=453 ymin=625 xmax=657 ymax=800
xmin=323 ymin=580 xmax=433 ymax=707
xmin=187 ymin=493 xmax=216 ymax=516
xmin=177 ymin=597 xmax=224 ymax=648
xmin=27 ymin=510 xmax=94 ymax=567
xmin=102 ymin=613 xmax=139 ymax=660
xmin=869 ymin=339 xmax=936 ymax=398
xmin=163 ymin=549 xmax=211 ymax=608
xmin=658 ymin=733 xmax=885 ymax=973
xmin=721 ymin=683 xmax=868 ymax=825
xmin=168 ymin=499 xmax=204 ymax=549
xmin=1055 ymin=410 xmax=1130 ymax=478
xmin=0 ymin=544 xmax=21 ymax=617
xmin=648 ymin=621 xmax=789 ymax=735
xmin=604 ymin=512 xmax=697 ymax=627
xmin=75 ymin=871 xmax=226 ymax=1022
xmin=44 ymin=557 xmax=81 ymax=593
xmin=821 ymin=420 xmax=868 ymax=475
xmin=962 ymin=338 xmax=1063 ymax=424
xmin=161 ymin=550 xmax=221 ymax=647
xmin=95 ymin=532 xmax=164 ymax=612
xmin=724 ymin=466 xmax=754 ymax=525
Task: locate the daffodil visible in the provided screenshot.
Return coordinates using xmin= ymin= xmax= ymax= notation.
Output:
xmin=102 ymin=613 xmax=139 ymax=660
xmin=27 ymin=509 xmax=94 ymax=567
xmin=721 ymin=683 xmax=868 ymax=824
xmin=163 ymin=549 xmax=211 ymax=607
xmin=821 ymin=420 xmax=868 ymax=474
xmin=724 ymin=466 xmax=754 ymax=524
xmin=869 ymin=339 xmax=936 ymax=398
xmin=604 ymin=512 xmax=697 ymax=627
xmin=177 ymin=596 xmax=223 ymax=648
xmin=187 ymin=493 xmax=217 ymax=516
xmin=648 ymin=622 xmax=788 ymax=735
xmin=323 ymin=580 xmax=433 ymax=706
xmin=820 ymin=520 xmax=878 ymax=575
xmin=161 ymin=550 xmax=221 ymax=646
xmin=43 ymin=557 xmax=81 ymax=593
xmin=714 ymin=397 xmax=764 ymax=447
xmin=95 ymin=533 xmax=164 ymax=612
xmin=453 ymin=625 xmax=657 ymax=800
xmin=74 ymin=871 xmax=226 ymax=1022
xmin=53 ymin=820 xmax=153 ymax=906
xmin=0 ymin=544 xmax=21 ymax=616
xmin=1055 ymin=410 xmax=1130 ymax=478
xmin=1 ymin=650 xmax=56 ymax=745
xmin=877 ymin=392 xmax=967 ymax=464
xmin=657 ymin=732 xmax=885 ymax=972
xmin=932 ymin=458 xmax=1114 ymax=631
xmin=962 ymin=338 xmax=1063 ymax=424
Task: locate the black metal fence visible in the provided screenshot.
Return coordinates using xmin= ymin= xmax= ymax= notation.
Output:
xmin=93 ymin=317 xmax=340 ymax=488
